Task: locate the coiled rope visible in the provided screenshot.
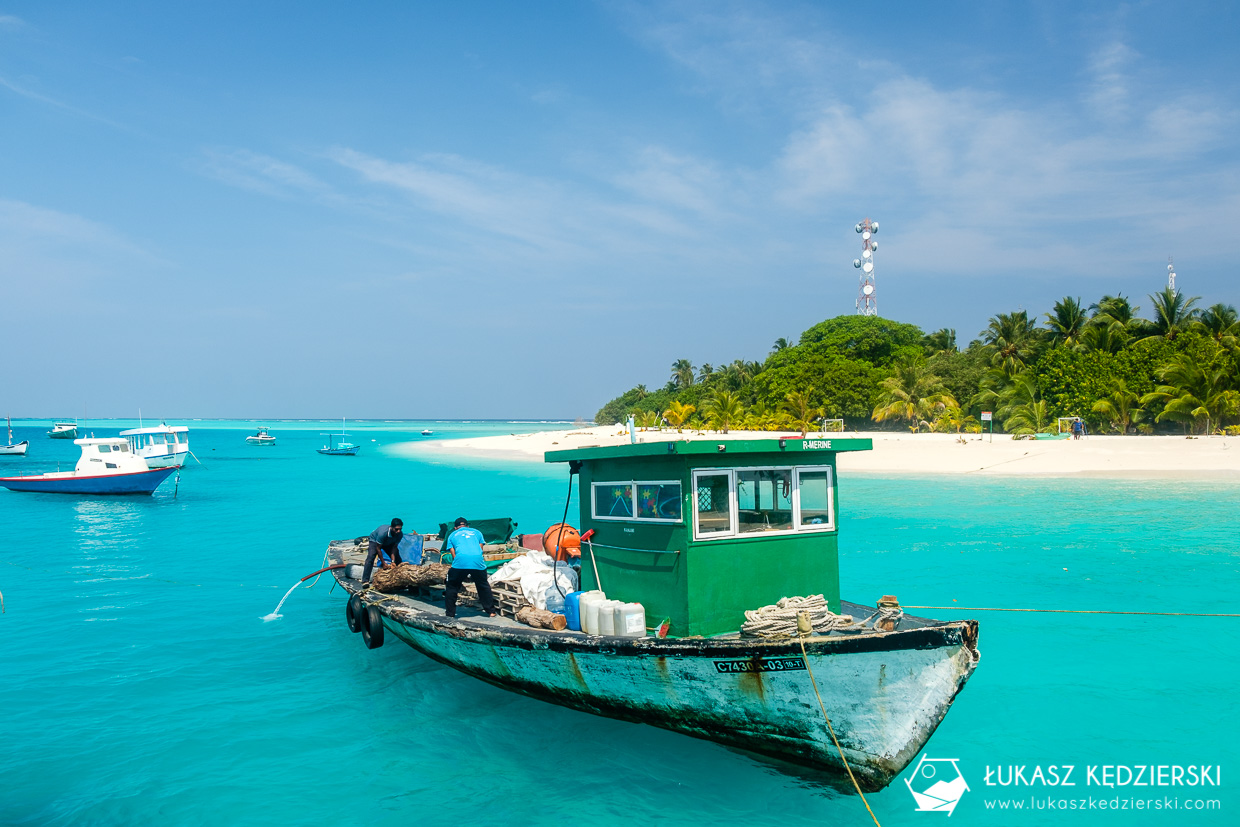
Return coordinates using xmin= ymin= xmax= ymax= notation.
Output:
xmin=741 ymin=594 xmax=903 ymax=637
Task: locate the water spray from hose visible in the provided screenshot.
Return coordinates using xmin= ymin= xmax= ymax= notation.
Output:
xmin=262 ymin=564 xmax=346 ymax=621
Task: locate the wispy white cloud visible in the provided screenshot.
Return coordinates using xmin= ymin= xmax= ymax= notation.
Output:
xmin=1086 ymin=40 xmax=1137 ymax=122
xmin=0 ymin=75 xmax=131 ymax=131
xmin=0 ymin=14 xmax=25 ymax=30
xmin=199 ymin=148 xmax=332 ymax=199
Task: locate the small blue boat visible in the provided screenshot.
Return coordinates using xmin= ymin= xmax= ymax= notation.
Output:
xmin=318 ymin=420 xmax=360 ymax=456
xmin=0 ymin=437 xmax=177 ymax=495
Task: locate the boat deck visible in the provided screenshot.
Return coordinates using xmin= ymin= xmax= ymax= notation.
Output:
xmin=328 ymin=539 xmax=956 ymax=643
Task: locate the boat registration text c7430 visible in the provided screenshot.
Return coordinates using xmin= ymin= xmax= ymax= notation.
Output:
xmin=714 ymin=657 xmax=807 ymax=674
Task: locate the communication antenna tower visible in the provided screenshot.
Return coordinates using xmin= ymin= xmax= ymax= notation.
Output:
xmin=1167 ymin=257 xmax=1177 ymax=295
xmin=852 ymin=218 xmax=879 ymax=316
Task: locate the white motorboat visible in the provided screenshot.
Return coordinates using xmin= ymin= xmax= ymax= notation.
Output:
xmin=48 ymin=421 xmax=78 ymax=439
xmin=0 ymin=417 xmax=28 ymax=456
xmin=246 ymin=427 xmax=277 ymax=446
xmin=421 ymin=429 xmax=433 ymax=436
xmin=120 ymin=423 xmax=190 ymax=469
xmin=0 ymin=437 xmax=176 ymax=494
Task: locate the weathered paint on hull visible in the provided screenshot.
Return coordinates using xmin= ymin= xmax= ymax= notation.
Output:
xmin=375 ymin=603 xmax=978 ymax=791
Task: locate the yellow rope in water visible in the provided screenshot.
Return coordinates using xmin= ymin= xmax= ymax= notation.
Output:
xmin=797 ymin=635 xmax=882 ymax=827
xmin=905 ymin=606 xmax=1240 ymax=617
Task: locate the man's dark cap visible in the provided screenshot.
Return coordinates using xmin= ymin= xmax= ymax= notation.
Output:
xmin=454 ymin=517 xmax=468 ymax=527
xmin=390 ymin=518 xmax=403 ymax=528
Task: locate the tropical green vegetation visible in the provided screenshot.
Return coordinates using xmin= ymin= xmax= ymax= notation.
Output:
xmin=594 ymin=289 xmax=1240 ymax=436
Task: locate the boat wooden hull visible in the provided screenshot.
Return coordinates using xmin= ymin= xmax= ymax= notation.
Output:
xmin=47 ymin=429 xmax=78 ymax=439
xmin=317 ymin=447 xmax=359 ymax=455
xmin=330 ymin=546 xmax=979 ymax=791
xmin=0 ymin=466 xmax=177 ymax=494
xmin=0 ymin=441 xmax=28 ymax=456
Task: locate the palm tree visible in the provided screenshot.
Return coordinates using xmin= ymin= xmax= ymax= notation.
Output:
xmin=697 ymin=363 xmax=715 ymax=383
xmin=663 ymin=400 xmax=696 ymax=432
xmin=1091 ymin=378 xmax=1141 ymax=434
xmin=1045 ymin=297 xmax=1087 ymax=347
xmin=633 ymin=410 xmax=661 ymax=430
xmin=743 ymin=400 xmax=783 ymax=431
xmin=1079 ymin=319 xmax=1130 ymax=354
xmin=701 ymin=390 xmax=744 ymax=433
xmin=995 ymin=372 xmax=1050 ymax=435
xmin=771 ymin=337 xmax=793 ymax=353
xmin=932 ymin=404 xmax=980 ymax=434
xmin=1140 ymin=354 xmax=1240 ymax=434
xmin=872 ymin=359 xmax=957 ymax=430
xmin=922 ymin=328 xmax=957 ymax=356
xmin=782 ymin=391 xmax=822 ymax=437
xmin=634 ymin=384 xmax=649 ymax=401
xmin=670 ymin=359 xmax=696 ymax=389
xmin=1144 ymin=287 xmax=1201 ymax=341
xmin=1090 ymin=294 xmax=1139 ymax=327
xmin=1195 ymin=303 xmax=1240 ymax=348
xmin=980 ymin=310 xmax=1041 ymax=375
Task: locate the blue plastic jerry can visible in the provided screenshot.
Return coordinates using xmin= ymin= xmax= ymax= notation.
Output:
xmin=564 ymin=591 xmax=585 ymax=631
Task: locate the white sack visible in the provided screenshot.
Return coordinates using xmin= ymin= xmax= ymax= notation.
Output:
xmin=489 ymin=550 xmax=578 ymax=611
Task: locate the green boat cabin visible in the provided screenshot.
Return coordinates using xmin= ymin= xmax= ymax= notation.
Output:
xmin=546 ymin=437 xmax=873 ymax=637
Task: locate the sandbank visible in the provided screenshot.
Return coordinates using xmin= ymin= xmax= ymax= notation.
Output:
xmin=387 ymin=425 xmax=1240 ymax=478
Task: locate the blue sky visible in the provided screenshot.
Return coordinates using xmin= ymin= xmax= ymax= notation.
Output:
xmin=2 ymin=2 xmax=1237 ymax=418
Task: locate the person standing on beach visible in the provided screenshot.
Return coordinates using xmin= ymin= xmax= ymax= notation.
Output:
xmin=362 ymin=518 xmax=405 ymax=583
xmin=443 ymin=517 xmax=497 ymax=618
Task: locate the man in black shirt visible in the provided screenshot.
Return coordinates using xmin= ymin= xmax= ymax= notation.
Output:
xmin=362 ymin=518 xmax=405 ymax=582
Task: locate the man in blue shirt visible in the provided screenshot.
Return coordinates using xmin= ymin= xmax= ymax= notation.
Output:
xmin=443 ymin=517 xmax=497 ymax=618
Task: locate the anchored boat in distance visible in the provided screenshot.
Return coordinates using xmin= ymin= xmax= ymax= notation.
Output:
xmin=1 ymin=417 xmax=28 ymax=456
xmin=0 ymin=437 xmax=177 ymax=494
xmin=318 ymin=419 xmax=359 ymax=456
xmin=47 ymin=421 xmax=78 ymax=439
xmin=246 ymin=427 xmax=277 ymax=445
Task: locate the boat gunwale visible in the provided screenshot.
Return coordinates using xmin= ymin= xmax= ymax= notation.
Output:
xmin=328 ymin=546 xmax=979 ymax=660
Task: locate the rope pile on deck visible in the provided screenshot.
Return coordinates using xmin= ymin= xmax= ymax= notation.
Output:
xmin=741 ymin=594 xmax=904 ymax=637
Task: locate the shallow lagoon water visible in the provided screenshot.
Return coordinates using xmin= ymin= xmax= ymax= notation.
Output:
xmin=1 ymin=421 xmax=1235 ymax=825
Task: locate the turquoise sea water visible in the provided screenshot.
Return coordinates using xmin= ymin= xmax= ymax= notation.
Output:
xmin=1 ymin=420 xmax=1235 ymax=826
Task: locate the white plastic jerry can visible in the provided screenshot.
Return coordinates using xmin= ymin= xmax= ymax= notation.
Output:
xmin=579 ymin=592 xmax=607 ymax=635
xmin=597 ymin=600 xmax=620 ymax=635
xmin=613 ymin=602 xmax=646 ymax=637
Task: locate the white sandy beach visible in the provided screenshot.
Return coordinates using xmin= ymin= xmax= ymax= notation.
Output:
xmin=389 ymin=424 xmax=1240 ymax=477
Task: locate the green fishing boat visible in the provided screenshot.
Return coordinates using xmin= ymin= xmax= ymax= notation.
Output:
xmin=328 ymin=437 xmax=979 ymax=790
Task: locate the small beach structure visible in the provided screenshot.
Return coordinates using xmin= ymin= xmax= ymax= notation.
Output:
xmin=326 ymin=437 xmax=979 ymax=790
xmin=120 ymin=423 xmax=190 ymax=468
xmin=0 ymin=437 xmax=177 ymax=494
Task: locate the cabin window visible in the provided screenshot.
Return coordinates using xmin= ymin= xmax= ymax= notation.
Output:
xmin=736 ymin=469 xmax=793 ymax=534
xmin=176 ymin=432 xmax=188 ymax=444
xmin=593 ymin=483 xmax=633 ymax=518
xmin=153 ymin=433 xmax=166 ymax=445
xmin=98 ymin=444 xmax=111 ymax=453
xmin=117 ymin=443 xmax=128 ymax=452
xmin=591 ymin=481 xmax=683 ymax=523
xmin=692 ymin=465 xmax=836 ymax=539
xmin=693 ymin=472 xmax=734 ymax=536
xmin=636 ymin=483 xmax=682 ymax=521
xmin=794 ymin=467 xmax=835 ymax=531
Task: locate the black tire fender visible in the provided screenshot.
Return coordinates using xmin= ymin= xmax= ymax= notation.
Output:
xmin=346 ymin=594 xmax=364 ymax=633
xmin=361 ymin=604 xmax=384 ymax=649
